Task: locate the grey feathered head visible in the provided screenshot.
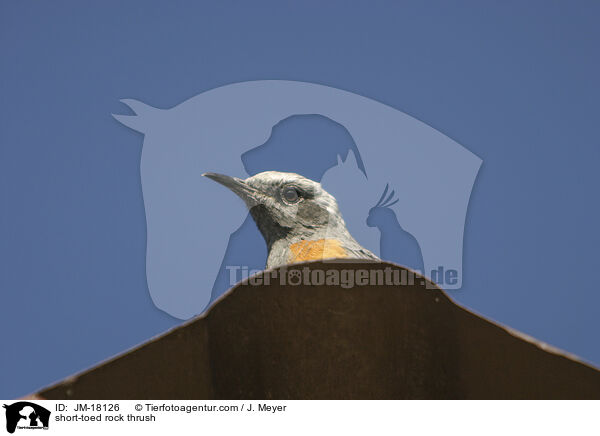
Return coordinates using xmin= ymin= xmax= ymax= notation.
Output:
xmin=203 ymin=171 xmax=348 ymax=245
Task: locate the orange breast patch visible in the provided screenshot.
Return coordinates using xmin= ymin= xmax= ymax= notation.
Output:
xmin=288 ymin=239 xmax=348 ymax=262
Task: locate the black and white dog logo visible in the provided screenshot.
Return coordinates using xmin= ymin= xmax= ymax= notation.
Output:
xmin=3 ymin=402 xmax=50 ymax=434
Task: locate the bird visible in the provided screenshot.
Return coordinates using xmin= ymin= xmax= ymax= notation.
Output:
xmin=203 ymin=171 xmax=379 ymax=269
xmin=367 ymin=184 xmax=424 ymax=273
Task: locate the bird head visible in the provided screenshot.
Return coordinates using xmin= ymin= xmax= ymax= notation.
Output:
xmin=366 ymin=183 xmax=399 ymax=228
xmin=203 ymin=171 xmax=348 ymax=246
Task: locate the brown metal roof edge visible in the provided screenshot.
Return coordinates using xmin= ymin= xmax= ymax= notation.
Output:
xmin=454 ymin=301 xmax=598 ymax=371
xmin=24 ymin=260 xmax=599 ymax=399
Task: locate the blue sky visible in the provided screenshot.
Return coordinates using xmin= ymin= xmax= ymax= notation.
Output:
xmin=1 ymin=1 xmax=599 ymax=398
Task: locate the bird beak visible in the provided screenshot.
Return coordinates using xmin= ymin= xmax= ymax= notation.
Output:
xmin=202 ymin=172 xmax=259 ymax=207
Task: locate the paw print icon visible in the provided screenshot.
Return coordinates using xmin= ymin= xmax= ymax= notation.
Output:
xmin=287 ymin=270 xmax=302 ymax=286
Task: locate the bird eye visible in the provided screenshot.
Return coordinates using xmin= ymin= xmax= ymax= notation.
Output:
xmin=282 ymin=186 xmax=300 ymax=204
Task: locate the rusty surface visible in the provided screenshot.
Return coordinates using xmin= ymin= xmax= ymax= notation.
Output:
xmin=37 ymin=261 xmax=600 ymax=399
